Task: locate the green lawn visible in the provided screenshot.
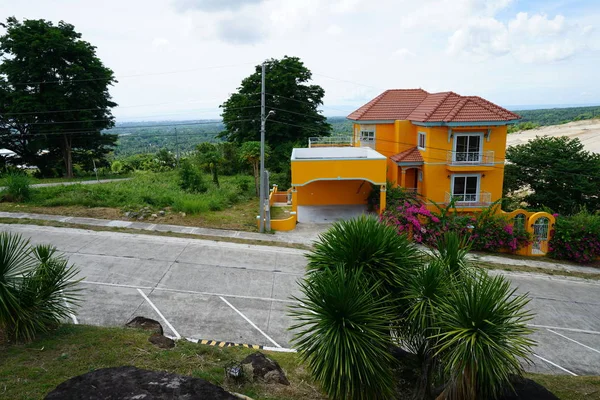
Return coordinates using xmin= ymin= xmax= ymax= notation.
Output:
xmin=0 ymin=171 xmax=260 ymax=230
xmin=1 ymin=324 xmax=598 ymax=400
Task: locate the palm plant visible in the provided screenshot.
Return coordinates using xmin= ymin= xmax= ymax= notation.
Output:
xmin=431 ymin=231 xmax=473 ymax=279
xmin=0 ymin=233 xmax=81 ymax=342
xmin=290 ymin=265 xmax=396 ymax=400
xmin=434 ymin=272 xmax=535 ymax=400
xmin=307 ymin=215 xmax=421 ymax=292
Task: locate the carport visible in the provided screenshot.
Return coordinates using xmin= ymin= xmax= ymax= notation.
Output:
xmin=290 ymin=147 xmax=387 ymax=224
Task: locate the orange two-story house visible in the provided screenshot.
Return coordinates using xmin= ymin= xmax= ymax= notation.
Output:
xmin=347 ymin=89 xmax=520 ymax=211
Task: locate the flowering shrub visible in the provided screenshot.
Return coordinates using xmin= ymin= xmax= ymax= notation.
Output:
xmin=381 ymin=200 xmax=531 ymax=253
xmin=549 ymin=210 xmax=600 ymax=264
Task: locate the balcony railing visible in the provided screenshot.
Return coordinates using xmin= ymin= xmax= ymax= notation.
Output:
xmin=447 ymin=151 xmax=494 ymax=166
xmin=308 ymin=136 xmax=353 ymax=148
xmin=445 ymin=191 xmax=492 ymax=207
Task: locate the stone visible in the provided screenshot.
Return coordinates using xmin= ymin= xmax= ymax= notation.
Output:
xmin=44 ymin=366 xmax=238 ymax=399
xmin=151 ymin=214 xmax=158 ymax=218
xmin=138 ymin=216 xmax=145 ymax=221
xmin=124 ymin=211 xmax=131 ymax=218
xmin=159 ymin=210 xmax=166 ymax=216
xmin=149 ymin=333 xmax=175 ymax=349
xmin=125 ymin=316 xmax=163 ymax=335
xmin=498 ymin=376 xmax=560 ymax=400
xmin=179 ymin=212 xmax=186 ymax=217
xmin=240 ymin=352 xmax=289 ymax=385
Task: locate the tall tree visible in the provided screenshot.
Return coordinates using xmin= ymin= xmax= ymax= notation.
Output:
xmin=219 ymin=56 xmax=331 ymax=150
xmin=504 ymin=136 xmax=600 ymax=214
xmin=0 ymin=17 xmax=117 ymax=178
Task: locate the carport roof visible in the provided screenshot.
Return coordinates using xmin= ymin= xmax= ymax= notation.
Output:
xmin=291 ymin=147 xmax=386 ymax=160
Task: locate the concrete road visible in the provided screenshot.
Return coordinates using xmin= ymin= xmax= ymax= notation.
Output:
xmin=2 ymin=223 xmax=600 ymax=376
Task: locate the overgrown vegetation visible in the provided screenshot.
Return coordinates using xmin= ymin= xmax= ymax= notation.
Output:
xmin=510 ymin=105 xmax=600 ymax=130
xmin=1 ymin=172 xmax=32 ymax=202
xmin=0 ymin=233 xmax=80 ymax=343
xmin=549 ymin=209 xmax=600 ymax=264
xmin=292 ymin=216 xmax=536 ymax=400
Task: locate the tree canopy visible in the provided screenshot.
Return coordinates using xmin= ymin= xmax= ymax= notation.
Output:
xmin=0 ymin=17 xmax=117 ymax=177
xmin=504 ymin=136 xmax=600 ymax=214
xmin=219 ymin=56 xmax=331 ymax=150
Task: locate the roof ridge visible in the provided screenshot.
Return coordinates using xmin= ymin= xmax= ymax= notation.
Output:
xmin=469 ymin=96 xmax=520 ymax=119
xmin=423 ymin=91 xmax=455 ymax=120
xmin=467 ymin=96 xmax=512 ymax=119
xmin=445 ymin=97 xmax=469 ymax=121
xmin=354 ymin=90 xmax=389 ymax=119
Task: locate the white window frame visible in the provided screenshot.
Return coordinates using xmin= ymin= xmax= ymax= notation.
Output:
xmin=359 ymin=125 xmax=376 ymax=148
xmin=418 ymin=131 xmax=426 ymax=150
xmin=453 ymin=132 xmax=484 ymax=163
xmin=451 ymin=173 xmax=481 ymax=203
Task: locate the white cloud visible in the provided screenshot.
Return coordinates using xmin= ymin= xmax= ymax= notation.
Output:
xmin=391 ymin=48 xmax=416 ymax=59
xmin=151 ymin=37 xmax=169 ymax=47
xmin=447 ymin=17 xmax=509 ymax=57
xmin=508 ymin=12 xmax=565 ymax=36
xmin=173 ymin=0 xmax=263 ymax=12
xmin=326 ymin=24 xmax=343 ymax=35
xmin=216 ymin=17 xmax=264 ymax=44
xmin=331 ymin=0 xmax=362 ymax=13
xmin=513 ymin=40 xmax=578 ymax=63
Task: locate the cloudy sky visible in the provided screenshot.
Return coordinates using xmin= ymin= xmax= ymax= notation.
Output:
xmin=2 ymin=0 xmax=599 ymax=121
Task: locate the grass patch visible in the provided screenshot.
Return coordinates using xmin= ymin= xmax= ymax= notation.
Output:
xmin=1 ymin=324 xmax=597 ymax=400
xmin=271 ymin=206 xmax=292 ymax=220
xmin=0 ymin=173 xmax=130 ymax=186
xmin=0 ymin=324 xmax=324 ymax=400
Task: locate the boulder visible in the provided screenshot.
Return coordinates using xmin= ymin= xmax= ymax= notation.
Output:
xmin=498 ymin=376 xmax=560 ymax=400
xmin=240 ymin=352 xmax=289 ymax=385
xmin=45 ymin=366 xmax=238 ymax=399
xmin=149 ymin=333 xmax=175 ymax=349
xmin=125 ymin=316 xmax=163 ymax=335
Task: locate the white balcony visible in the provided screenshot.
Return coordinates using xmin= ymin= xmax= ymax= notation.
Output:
xmin=308 ymin=136 xmax=353 ymax=148
xmin=445 ymin=191 xmax=492 ymax=208
xmin=447 ymin=150 xmax=495 ymax=166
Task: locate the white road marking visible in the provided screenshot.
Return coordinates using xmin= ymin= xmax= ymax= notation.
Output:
xmin=137 ymin=288 xmax=181 ymax=339
xmin=60 ymin=290 xmax=78 ymax=325
xmin=79 ymin=279 xmax=297 ymax=304
xmin=547 ymin=329 xmax=600 ymax=355
xmin=533 ymin=354 xmax=578 ymax=376
xmin=219 ymin=296 xmax=282 ymax=348
xmin=529 ymin=324 xmax=600 ymax=335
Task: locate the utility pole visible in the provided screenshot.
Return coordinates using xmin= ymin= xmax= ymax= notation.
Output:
xmin=175 ymin=127 xmax=180 ymax=167
xmin=259 ymin=62 xmax=266 ymax=233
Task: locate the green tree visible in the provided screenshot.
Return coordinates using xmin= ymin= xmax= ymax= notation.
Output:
xmin=504 ymin=136 xmax=600 ymax=214
xmin=196 ymin=142 xmax=223 ymax=187
xmin=0 ymin=17 xmax=117 ymax=178
xmin=239 ymin=141 xmax=270 ymax=196
xmin=220 ymin=56 xmax=331 ymax=153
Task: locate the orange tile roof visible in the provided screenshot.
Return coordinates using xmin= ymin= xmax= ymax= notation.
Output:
xmin=348 ymin=89 xmax=520 ymax=123
xmin=390 ymin=147 xmax=424 ymax=163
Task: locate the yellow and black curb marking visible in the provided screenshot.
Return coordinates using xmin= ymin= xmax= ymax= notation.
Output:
xmin=198 ymin=339 xmax=263 ymax=350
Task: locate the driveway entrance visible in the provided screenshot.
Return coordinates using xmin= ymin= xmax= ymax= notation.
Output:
xmin=296 ymin=205 xmax=368 ymax=224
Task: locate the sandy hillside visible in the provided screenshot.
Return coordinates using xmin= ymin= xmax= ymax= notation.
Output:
xmin=507 ymin=119 xmax=600 ymax=154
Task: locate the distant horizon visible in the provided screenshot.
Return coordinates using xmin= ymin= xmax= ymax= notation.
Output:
xmin=115 ymin=102 xmax=600 ymax=124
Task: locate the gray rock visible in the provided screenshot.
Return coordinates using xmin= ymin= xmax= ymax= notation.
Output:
xmin=159 ymin=210 xmax=166 ymax=216
xmin=44 ymin=366 xmax=238 ymax=399
xmin=125 ymin=316 xmax=163 ymax=335
xmin=148 ymin=333 xmax=175 ymax=349
xmin=240 ymin=352 xmax=289 ymax=385
xmin=151 ymin=214 xmax=158 ymax=218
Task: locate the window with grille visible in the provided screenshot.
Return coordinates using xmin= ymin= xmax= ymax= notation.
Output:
xmin=418 ymin=132 xmax=426 ymax=150
xmin=452 ymin=175 xmax=479 ymax=202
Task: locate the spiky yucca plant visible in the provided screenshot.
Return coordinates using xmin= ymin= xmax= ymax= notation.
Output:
xmin=290 ymin=265 xmax=396 ymax=400
xmin=0 ymin=233 xmax=81 ymax=342
xmin=434 ymin=273 xmax=535 ymax=400
xmin=307 ymin=215 xmax=421 ymax=291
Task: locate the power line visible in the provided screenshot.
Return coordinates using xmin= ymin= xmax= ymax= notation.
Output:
xmin=7 ymin=61 xmax=259 ymax=86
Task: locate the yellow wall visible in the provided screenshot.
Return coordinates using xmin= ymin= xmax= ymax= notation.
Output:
xmin=291 ymin=158 xmax=387 ymax=187
xmin=296 ymin=180 xmax=372 ymax=206
xmin=352 ymin=122 xmax=509 ymax=210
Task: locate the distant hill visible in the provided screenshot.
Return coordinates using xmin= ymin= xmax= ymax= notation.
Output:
xmin=509 ymin=105 xmax=600 ymax=132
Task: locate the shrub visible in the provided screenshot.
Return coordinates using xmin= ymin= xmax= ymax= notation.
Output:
xmin=549 ymin=209 xmax=600 ymax=263
xmin=435 ymin=272 xmax=535 ymax=399
xmin=111 ymin=160 xmax=124 ymax=174
xmin=233 ymin=175 xmax=252 ymax=193
xmin=290 ymin=265 xmax=396 ymax=400
xmin=1 ymin=172 xmax=32 ymax=202
xmin=269 ymin=171 xmax=291 ymax=190
xmin=178 ymin=160 xmax=207 ymax=193
xmin=172 ymin=198 xmax=208 ymax=214
xmin=306 ymin=215 xmax=421 ymax=292
xmin=0 ymin=233 xmax=80 ymax=342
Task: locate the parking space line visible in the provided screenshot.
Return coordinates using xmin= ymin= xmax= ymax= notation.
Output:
xmin=533 ymin=354 xmax=578 ymax=376
xmin=137 ymin=289 xmax=181 ymax=339
xmin=529 ymin=324 xmax=600 ymax=335
xmin=219 ymin=296 xmax=282 ymax=348
xmin=79 ymin=280 xmax=297 ymax=304
xmin=547 ymin=329 xmax=600 ymax=355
